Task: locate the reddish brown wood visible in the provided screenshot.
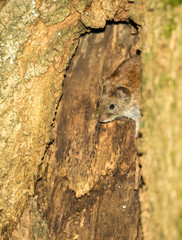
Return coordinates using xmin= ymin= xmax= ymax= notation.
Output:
xmin=36 ymin=23 xmax=142 ymax=240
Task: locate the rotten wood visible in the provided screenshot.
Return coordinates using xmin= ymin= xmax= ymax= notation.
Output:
xmin=36 ymin=23 xmax=142 ymax=240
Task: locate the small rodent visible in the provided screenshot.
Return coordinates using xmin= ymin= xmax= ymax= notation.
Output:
xmin=97 ymin=55 xmax=141 ymax=136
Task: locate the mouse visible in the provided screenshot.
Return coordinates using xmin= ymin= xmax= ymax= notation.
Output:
xmin=97 ymin=55 xmax=141 ymax=136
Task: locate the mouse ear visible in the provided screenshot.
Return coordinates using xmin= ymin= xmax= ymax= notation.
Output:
xmin=116 ymin=87 xmax=131 ymax=99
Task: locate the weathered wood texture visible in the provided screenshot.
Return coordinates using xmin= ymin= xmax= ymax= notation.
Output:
xmin=134 ymin=1 xmax=182 ymax=240
xmin=0 ymin=0 xmax=133 ymax=239
xmin=34 ymin=23 xmax=142 ymax=240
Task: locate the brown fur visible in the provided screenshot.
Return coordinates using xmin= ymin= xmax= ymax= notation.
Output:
xmin=97 ymin=55 xmax=142 ymax=136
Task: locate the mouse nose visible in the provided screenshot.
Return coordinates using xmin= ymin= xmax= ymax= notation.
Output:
xmin=97 ymin=114 xmax=107 ymax=123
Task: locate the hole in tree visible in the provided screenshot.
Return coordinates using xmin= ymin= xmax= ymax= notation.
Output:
xmin=37 ymin=22 xmax=143 ymax=240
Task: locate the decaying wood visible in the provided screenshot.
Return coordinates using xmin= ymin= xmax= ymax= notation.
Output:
xmin=35 ymin=23 xmax=142 ymax=240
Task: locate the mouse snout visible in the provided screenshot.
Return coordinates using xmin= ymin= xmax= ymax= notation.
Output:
xmin=97 ymin=113 xmax=108 ymax=123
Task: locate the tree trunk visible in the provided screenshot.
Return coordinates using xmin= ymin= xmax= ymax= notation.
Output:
xmin=137 ymin=1 xmax=182 ymax=240
xmin=1 ymin=1 xmax=142 ymax=239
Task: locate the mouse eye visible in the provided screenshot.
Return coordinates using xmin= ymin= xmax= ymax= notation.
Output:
xmin=109 ymin=104 xmax=115 ymax=110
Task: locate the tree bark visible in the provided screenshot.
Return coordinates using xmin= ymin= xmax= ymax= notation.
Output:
xmin=0 ymin=0 xmax=139 ymax=239
xmin=136 ymin=1 xmax=182 ymax=239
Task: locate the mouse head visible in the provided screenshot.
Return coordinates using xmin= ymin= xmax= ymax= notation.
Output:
xmin=97 ymin=86 xmax=131 ymax=123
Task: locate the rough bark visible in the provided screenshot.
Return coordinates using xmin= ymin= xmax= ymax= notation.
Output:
xmin=0 ymin=0 xmax=138 ymax=239
xmin=133 ymin=1 xmax=182 ymax=239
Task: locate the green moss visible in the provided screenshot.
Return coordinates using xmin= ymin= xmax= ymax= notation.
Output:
xmin=171 ymin=99 xmax=177 ymax=110
xmin=162 ymin=17 xmax=176 ymax=38
xmin=162 ymin=0 xmax=182 ymax=8
xmin=159 ymin=74 xmax=170 ymax=87
xmin=177 ymin=212 xmax=182 ymax=240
